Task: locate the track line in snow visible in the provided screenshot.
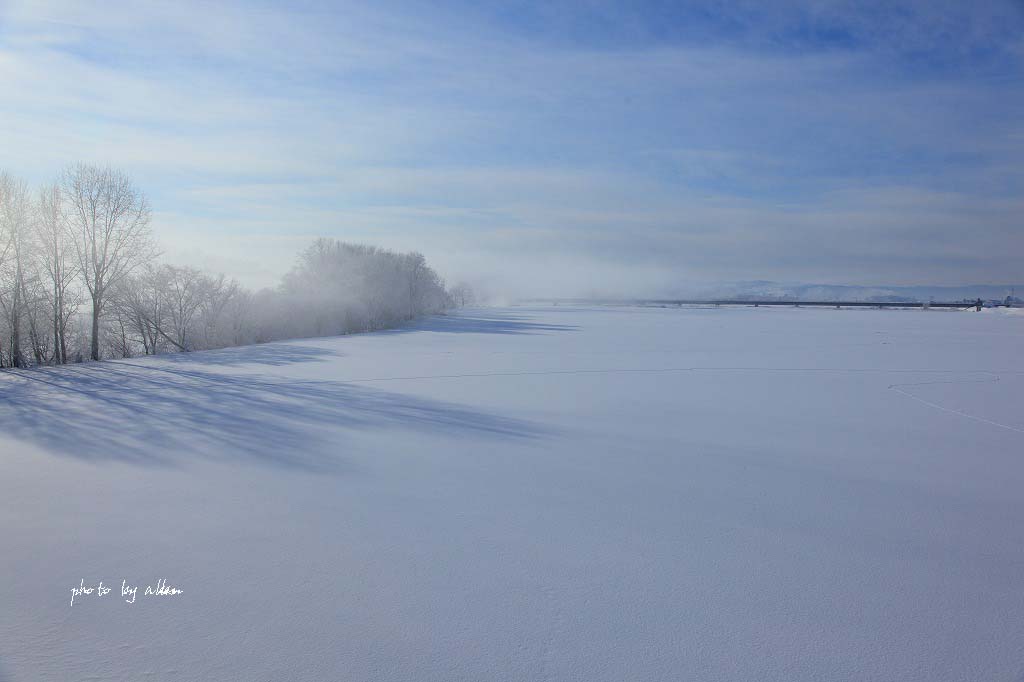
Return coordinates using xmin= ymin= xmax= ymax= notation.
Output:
xmin=887 ymin=374 xmax=1024 ymax=435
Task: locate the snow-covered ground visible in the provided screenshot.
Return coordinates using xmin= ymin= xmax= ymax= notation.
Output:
xmin=1 ymin=305 xmax=1022 ymax=681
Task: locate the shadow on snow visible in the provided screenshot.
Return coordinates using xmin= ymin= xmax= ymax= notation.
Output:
xmin=146 ymin=341 xmax=338 ymax=367
xmin=0 ymin=358 xmax=546 ymax=474
xmin=380 ymin=310 xmax=579 ymax=336
xmin=137 ymin=310 xmax=577 ymax=368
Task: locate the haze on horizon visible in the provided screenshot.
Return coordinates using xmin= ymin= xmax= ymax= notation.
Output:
xmin=1 ymin=0 xmax=1021 ymax=298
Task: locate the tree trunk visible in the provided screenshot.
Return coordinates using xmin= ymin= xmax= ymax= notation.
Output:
xmin=58 ymin=286 xmax=68 ymax=365
xmin=22 ymin=279 xmax=44 ymax=366
xmin=90 ymin=296 xmax=101 ymax=361
xmin=52 ymin=240 xmax=65 ymax=364
xmin=28 ymin=318 xmax=44 ymax=366
xmin=11 ymin=321 xmax=22 ymax=368
xmin=11 ymin=264 xmax=23 ymax=368
xmin=53 ymin=282 xmax=61 ymax=365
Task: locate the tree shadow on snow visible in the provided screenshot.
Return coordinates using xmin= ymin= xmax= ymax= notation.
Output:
xmin=380 ymin=310 xmax=579 ymax=336
xmin=0 ymin=361 xmax=547 ymax=474
xmin=121 ymin=311 xmax=576 ymax=369
xmin=145 ymin=341 xmax=338 ymax=367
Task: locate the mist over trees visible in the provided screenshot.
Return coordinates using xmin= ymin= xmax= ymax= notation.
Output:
xmin=0 ymin=165 xmax=465 ymax=368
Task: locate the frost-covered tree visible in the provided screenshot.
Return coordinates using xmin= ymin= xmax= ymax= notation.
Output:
xmin=36 ymin=183 xmax=81 ymax=364
xmin=274 ymin=239 xmax=450 ymax=339
xmin=0 ymin=173 xmax=34 ymax=367
xmin=110 ymin=265 xmax=168 ymax=356
xmin=448 ymin=282 xmax=476 ymax=307
xmin=195 ymin=273 xmax=241 ymax=349
xmin=1 ymin=165 xmax=454 ymax=367
xmin=62 ymin=164 xmax=156 ymax=361
xmin=110 ymin=265 xmax=248 ymax=355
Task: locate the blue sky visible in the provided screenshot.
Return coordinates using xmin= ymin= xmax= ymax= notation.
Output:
xmin=0 ymin=0 xmax=1021 ymax=295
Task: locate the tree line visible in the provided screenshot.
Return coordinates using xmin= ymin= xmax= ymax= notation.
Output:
xmin=0 ymin=164 xmax=464 ymax=368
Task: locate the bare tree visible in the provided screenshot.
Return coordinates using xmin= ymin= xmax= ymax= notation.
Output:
xmin=36 ymin=183 xmax=80 ymax=364
xmin=404 ymin=252 xmax=426 ymax=320
xmin=0 ymin=172 xmax=33 ymax=367
xmin=196 ymin=273 xmax=241 ymax=349
xmin=111 ymin=265 xmax=235 ymax=354
xmin=162 ymin=265 xmax=205 ymax=351
xmin=0 ymin=173 xmax=13 ymax=367
xmin=106 ymin=307 xmax=136 ymax=359
xmin=448 ymin=282 xmax=476 ymax=307
xmin=0 ymin=183 xmax=452 ymax=366
xmin=62 ymin=164 xmax=156 ymax=361
xmin=110 ymin=266 xmax=166 ymax=355
xmin=19 ymin=269 xmax=49 ymax=366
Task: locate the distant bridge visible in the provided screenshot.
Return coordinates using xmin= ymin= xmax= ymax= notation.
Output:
xmin=637 ymin=300 xmax=981 ymax=309
xmin=528 ymin=299 xmax=990 ymax=310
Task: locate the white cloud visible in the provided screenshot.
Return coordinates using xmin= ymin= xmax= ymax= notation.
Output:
xmin=0 ymin=0 xmax=1021 ymax=296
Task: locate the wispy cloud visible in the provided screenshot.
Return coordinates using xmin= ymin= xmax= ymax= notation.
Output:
xmin=1 ymin=0 xmax=1021 ymax=294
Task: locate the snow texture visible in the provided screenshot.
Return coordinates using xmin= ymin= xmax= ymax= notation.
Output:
xmin=1 ymin=305 xmax=1022 ymax=681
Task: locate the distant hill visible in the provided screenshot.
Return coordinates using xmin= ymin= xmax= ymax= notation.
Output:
xmin=674 ymin=281 xmax=1023 ymax=303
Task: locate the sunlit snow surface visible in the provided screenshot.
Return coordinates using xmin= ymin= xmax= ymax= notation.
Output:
xmin=1 ymin=306 xmax=1022 ymax=681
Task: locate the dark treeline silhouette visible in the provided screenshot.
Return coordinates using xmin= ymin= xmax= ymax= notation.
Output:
xmin=0 ymin=165 xmax=461 ymax=368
